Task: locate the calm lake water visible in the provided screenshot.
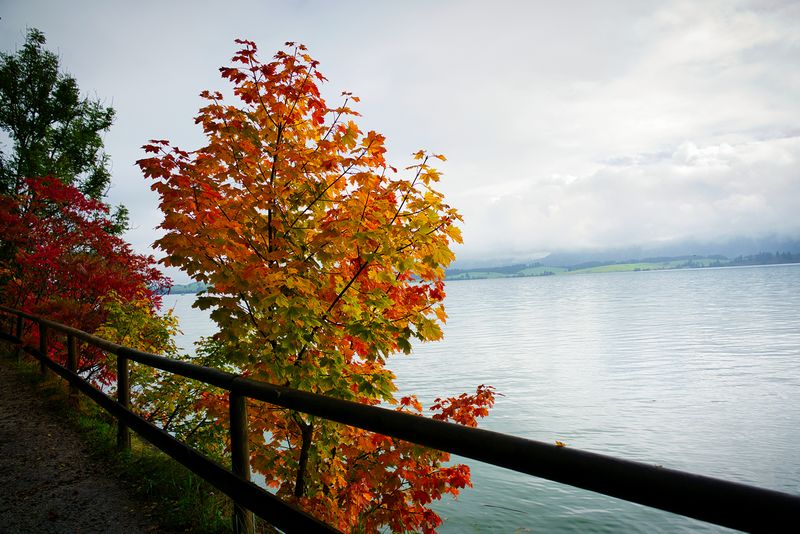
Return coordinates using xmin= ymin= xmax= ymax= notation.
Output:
xmin=164 ymin=264 xmax=800 ymax=533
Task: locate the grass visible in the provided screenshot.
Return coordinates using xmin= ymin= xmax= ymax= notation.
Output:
xmin=517 ymin=265 xmax=567 ymax=276
xmin=566 ymin=262 xmax=671 ymax=274
xmin=447 ymin=270 xmax=513 ymax=280
xmin=446 ymin=257 xmax=730 ymax=280
xmin=2 ymin=353 xmax=234 ymax=533
xmin=448 ymin=266 xmax=566 ymax=280
xmin=567 ymin=258 xmax=725 ymax=275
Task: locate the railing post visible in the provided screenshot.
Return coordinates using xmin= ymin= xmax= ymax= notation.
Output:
xmin=0 ymin=314 xmax=8 ymax=357
xmin=14 ymin=315 xmax=23 ymax=362
xmin=230 ymin=391 xmax=254 ymax=534
xmin=38 ymin=321 xmax=47 ymax=375
xmin=117 ymin=353 xmax=130 ymax=450
xmin=67 ymin=334 xmax=79 ymax=405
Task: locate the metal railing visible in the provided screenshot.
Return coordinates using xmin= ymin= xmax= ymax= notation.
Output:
xmin=1 ymin=304 xmax=798 ymax=533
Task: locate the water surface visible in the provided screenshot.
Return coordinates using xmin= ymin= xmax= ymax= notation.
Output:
xmin=164 ymin=264 xmax=800 ymax=532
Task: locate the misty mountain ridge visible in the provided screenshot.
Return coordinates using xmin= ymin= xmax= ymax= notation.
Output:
xmin=452 ymin=235 xmax=800 ymax=270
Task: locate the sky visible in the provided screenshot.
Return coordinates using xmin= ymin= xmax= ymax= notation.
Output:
xmin=1 ymin=0 xmax=799 ymax=280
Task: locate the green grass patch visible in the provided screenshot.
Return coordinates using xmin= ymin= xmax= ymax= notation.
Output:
xmin=567 ymin=262 xmax=670 ymax=274
xmin=447 ymin=271 xmax=513 ymax=280
xmin=447 ymin=266 xmax=566 ymax=280
xmin=516 ymin=265 xmax=567 ymax=276
xmin=446 ymin=257 xmax=731 ymax=280
xmin=567 ymin=258 xmax=727 ymax=275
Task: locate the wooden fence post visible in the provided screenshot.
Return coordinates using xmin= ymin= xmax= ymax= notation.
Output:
xmin=0 ymin=314 xmax=9 ymax=357
xmin=15 ymin=315 xmax=23 ymax=362
xmin=230 ymin=391 xmax=255 ymax=534
xmin=67 ymin=334 xmax=79 ymax=405
xmin=0 ymin=314 xmax=8 ymax=358
xmin=38 ymin=322 xmax=47 ymax=375
xmin=116 ymin=353 xmax=130 ymax=450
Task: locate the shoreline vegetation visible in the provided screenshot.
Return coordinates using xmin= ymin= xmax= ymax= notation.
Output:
xmin=166 ymin=251 xmax=800 ymax=293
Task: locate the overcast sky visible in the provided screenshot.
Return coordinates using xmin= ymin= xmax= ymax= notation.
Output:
xmin=2 ymin=0 xmax=799 ymax=280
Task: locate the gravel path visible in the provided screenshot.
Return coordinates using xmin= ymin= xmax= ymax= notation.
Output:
xmin=0 ymin=359 xmax=165 ymax=533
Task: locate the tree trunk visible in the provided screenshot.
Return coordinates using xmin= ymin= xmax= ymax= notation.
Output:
xmin=293 ymin=418 xmax=313 ymax=498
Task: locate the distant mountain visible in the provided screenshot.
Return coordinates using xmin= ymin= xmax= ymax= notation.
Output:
xmin=538 ymin=236 xmax=800 ymax=268
xmin=165 ymin=281 xmax=207 ymax=294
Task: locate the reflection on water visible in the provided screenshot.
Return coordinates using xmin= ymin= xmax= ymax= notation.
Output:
xmin=166 ymin=264 xmax=800 ymax=532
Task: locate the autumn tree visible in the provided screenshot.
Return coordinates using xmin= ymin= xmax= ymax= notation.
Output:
xmin=139 ymin=40 xmax=495 ymax=532
xmin=0 ymin=176 xmax=168 ymax=382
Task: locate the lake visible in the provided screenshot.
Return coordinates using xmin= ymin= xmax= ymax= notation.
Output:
xmin=164 ymin=263 xmax=800 ymax=533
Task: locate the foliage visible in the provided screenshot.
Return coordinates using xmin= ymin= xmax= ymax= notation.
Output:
xmin=0 ymin=178 xmax=208 ymax=457
xmin=94 ymin=293 xmax=228 ymax=458
xmin=95 ymin=292 xmax=179 ymax=356
xmin=0 ymin=28 xmax=126 ymax=231
xmin=0 ymin=176 xmax=168 ymax=382
xmin=139 ymin=39 xmax=494 ymax=532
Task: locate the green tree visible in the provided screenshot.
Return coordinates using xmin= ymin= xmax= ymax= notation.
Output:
xmin=0 ymin=28 xmax=126 ymax=227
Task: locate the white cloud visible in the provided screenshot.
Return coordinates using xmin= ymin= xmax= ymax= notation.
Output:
xmin=672 ymin=142 xmax=736 ymax=167
xmin=454 ymin=136 xmax=800 ymax=261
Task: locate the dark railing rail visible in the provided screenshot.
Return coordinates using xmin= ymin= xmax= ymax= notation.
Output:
xmin=1 ymin=304 xmax=798 ymax=533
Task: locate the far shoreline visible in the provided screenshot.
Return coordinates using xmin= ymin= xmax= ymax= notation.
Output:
xmin=165 ymin=261 xmax=800 ymax=293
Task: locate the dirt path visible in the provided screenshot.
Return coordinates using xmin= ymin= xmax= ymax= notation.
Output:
xmin=0 ymin=359 xmax=165 ymax=533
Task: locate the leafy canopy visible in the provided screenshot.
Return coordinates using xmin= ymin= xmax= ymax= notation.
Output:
xmin=0 ymin=29 xmax=126 ymax=229
xmin=0 ymin=29 xmax=166 ymax=389
xmin=0 ymin=176 xmax=169 ymax=382
xmin=139 ymin=39 xmax=495 ymax=532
